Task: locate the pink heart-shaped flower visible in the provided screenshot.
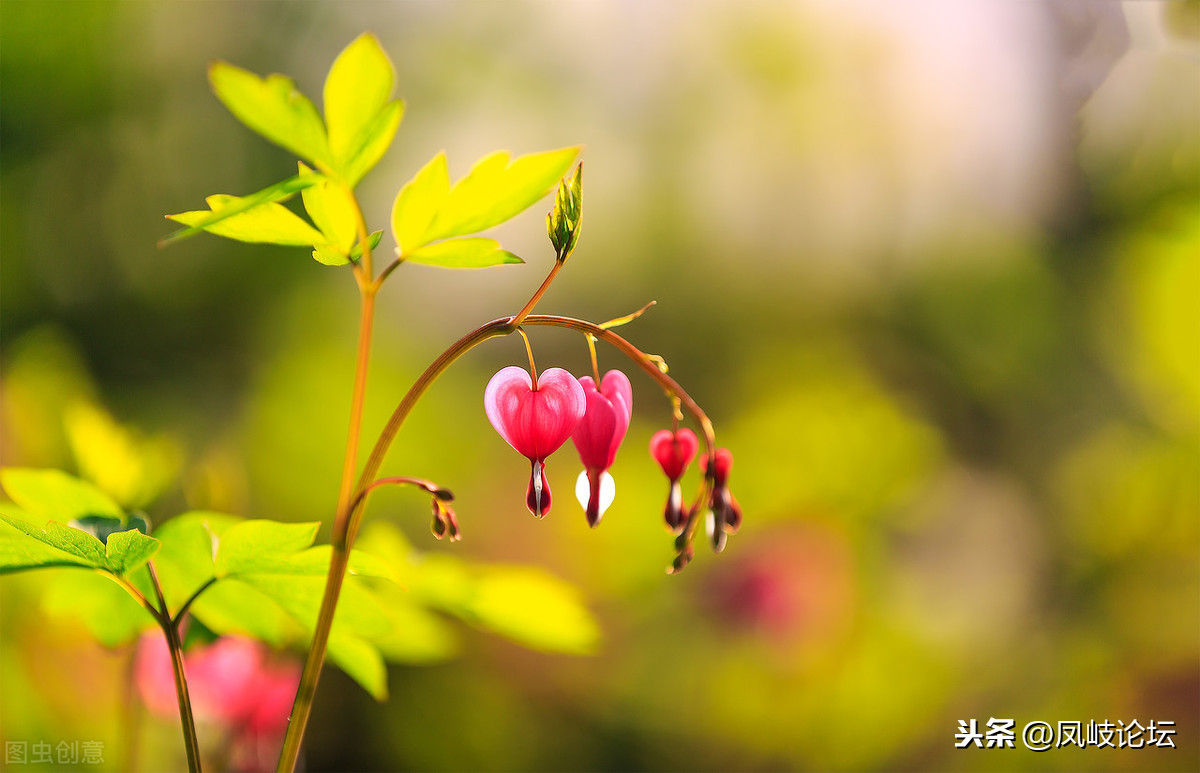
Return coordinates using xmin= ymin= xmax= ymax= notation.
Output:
xmin=571 ymin=369 xmax=633 ymax=526
xmin=650 ymin=427 xmax=699 ymax=482
xmin=572 ymin=370 xmax=633 ymax=472
xmin=485 ymin=366 xmax=586 ymax=516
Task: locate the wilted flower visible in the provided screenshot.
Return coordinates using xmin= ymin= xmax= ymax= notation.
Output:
xmin=570 ymin=370 xmax=632 ymax=526
xmin=484 ymin=365 xmax=586 ymax=516
xmin=649 ymin=427 xmax=698 ymax=531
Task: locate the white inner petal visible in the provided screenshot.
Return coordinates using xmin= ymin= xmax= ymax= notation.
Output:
xmin=575 ymin=470 xmax=616 ymax=516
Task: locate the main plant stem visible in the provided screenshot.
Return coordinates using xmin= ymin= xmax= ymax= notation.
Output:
xmin=276 ymin=190 xmax=380 ymax=773
xmin=148 ymin=562 xmax=202 ymax=773
xmin=277 ymin=290 xmax=376 ymax=771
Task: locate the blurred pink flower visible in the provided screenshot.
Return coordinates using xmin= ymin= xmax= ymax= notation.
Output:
xmin=136 ymin=633 xmax=300 ymax=771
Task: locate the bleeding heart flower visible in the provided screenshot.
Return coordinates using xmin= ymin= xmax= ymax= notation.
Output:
xmin=571 ymin=370 xmax=633 ymax=526
xmin=650 ymin=427 xmax=699 ymax=531
xmin=485 ymin=365 xmax=586 ymax=517
xmin=701 ymin=447 xmax=742 ymax=551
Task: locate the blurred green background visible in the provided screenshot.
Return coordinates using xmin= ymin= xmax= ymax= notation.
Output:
xmin=1 ymin=1 xmax=1197 ymax=771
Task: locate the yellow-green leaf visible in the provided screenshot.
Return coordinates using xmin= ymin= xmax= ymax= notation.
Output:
xmin=214 ymin=520 xmax=319 ymax=578
xmin=299 ymin=163 xmax=357 ymax=254
xmin=104 ymin=528 xmax=160 ymax=577
xmin=209 ymin=61 xmax=330 ymax=165
xmin=424 ymin=146 xmax=580 ymax=242
xmin=323 ymin=33 xmax=394 ymax=163
xmin=1 ymin=467 xmax=124 ymax=523
xmin=159 ymin=173 xmax=320 ymax=247
xmin=340 ymin=99 xmax=403 ymax=187
xmin=391 ymin=151 xmax=450 ymax=254
xmin=329 ymin=633 xmax=389 ymax=701
xmin=404 ymin=237 xmax=523 ymax=269
xmin=168 ymin=194 xmax=326 ymax=247
xmin=466 ymin=566 xmax=600 ymax=655
xmin=0 ymin=533 xmax=88 ymax=573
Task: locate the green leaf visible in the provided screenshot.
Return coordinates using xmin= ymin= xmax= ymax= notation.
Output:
xmin=104 ymin=528 xmax=160 ymax=576
xmin=235 ymin=574 xmax=390 ymax=638
xmin=321 ymin=33 xmax=403 ymax=187
xmin=465 ymin=566 xmax=600 ymax=655
xmin=209 ymin=61 xmax=330 ymax=165
xmin=323 ymin=33 xmax=394 ymax=164
xmin=299 ymin=163 xmax=357 ymax=254
xmin=220 ymin=544 xmax=398 ymax=581
xmin=168 ymin=194 xmax=326 ymax=248
xmin=391 ymin=152 xmax=450 ymax=254
xmin=0 ymin=534 xmax=90 ymax=574
xmin=1 ymin=468 xmax=123 ymax=523
xmin=152 ymin=511 xmax=241 ymax=609
xmin=328 ymin=633 xmax=389 ymax=701
xmin=349 ymin=230 xmax=384 ymax=262
xmin=214 ymin=520 xmax=319 ymax=578
xmin=42 ymin=520 xmax=109 ymax=567
xmin=160 ymin=173 xmax=320 ymax=247
xmin=190 ymin=578 xmax=300 ymax=646
xmin=340 ymin=100 xmax=403 ymax=188
xmin=63 ymin=401 xmax=182 ymax=509
xmin=370 ymin=601 xmax=460 ymax=665
xmin=0 ymin=510 xmax=159 ymax=577
xmin=355 ymin=521 xmax=598 ymax=656
xmin=70 ymin=515 xmax=137 ymax=545
xmin=424 ymin=146 xmax=580 ymax=243
xmin=404 ymin=237 xmax=523 ymax=269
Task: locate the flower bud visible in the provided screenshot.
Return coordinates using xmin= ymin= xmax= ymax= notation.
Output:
xmin=701 ymin=448 xmax=740 ymax=553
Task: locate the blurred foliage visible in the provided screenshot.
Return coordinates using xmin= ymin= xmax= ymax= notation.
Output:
xmin=1 ymin=2 xmax=1197 ymax=772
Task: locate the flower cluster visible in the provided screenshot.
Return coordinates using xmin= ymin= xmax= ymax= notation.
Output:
xmin=485 ymin=363 xmax=739 ymax=569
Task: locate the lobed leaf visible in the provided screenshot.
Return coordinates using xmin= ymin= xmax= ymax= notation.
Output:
xmin=329 ymin=633 xmax=389 ymax=701
xmin=368 ymin=601 xmax=460 ymax=665
xmin=235 ymin=574 xmax=390 ymax=639
xmin=404 ymin=237 xmax=523 ymax=269
xmin=391 ymin=152 xmax=450 ymax=254
xmin=213 ymin=520 xmax=320 ymax=578
xmin=462 ymin=566 xmax=600 ymax=655
xmin=0 ymin=512 xmax=158 ymax=577
xmin=152 ymin=511 xmax=240 ymax=609
xmin=1 ymin=468 xmax=124 ymax=523
xmin=300 ymin=163 xmax=358 ymax=256
xmin=159 ymin=173 xmax=320 ymax=247
xmin=189 ymin=578 xmax=299 ymax=647
xmin=0 ymin=533 xmax=90 ymax=574
xmin=340 ymin=100 xmax=403 ymax=187
xmin=323 ymin=33 xmax=394 ymax=164
xmin=209 ymin=62 xmax=330 ymax=165
xmin=104 ymin=528 xmax=161 ymax=576
xmin=424 ymin=146 xmax=580 ymax=242
xmin=168 ymin=194 xmax=326 ymax=248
